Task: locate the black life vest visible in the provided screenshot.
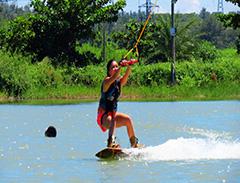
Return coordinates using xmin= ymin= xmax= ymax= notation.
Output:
xmin=99 ymin=79 xmax=121 ymax=112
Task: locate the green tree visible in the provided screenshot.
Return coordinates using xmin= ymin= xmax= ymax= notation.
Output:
xmin=112 ymin=19 xmax=153 ymax=59
xmin=0 ymin=3 xmax=29 ymax=20
xmin=197 ymin=8 xmax=239 ymax=49
xmin=217 ymin=0 xmax=240 ymax=53
xmin=226 ymin=0 xmax=240 ymax=6
xmin=0 ymin=3 xmax=30 ymax=28
xmin=0 ymin=0 xmax=126 ymax=66
xmin=112 ymin=14 xmax=200 ymax=63
xmin=156 ymin=14 xmax=199 ymax=62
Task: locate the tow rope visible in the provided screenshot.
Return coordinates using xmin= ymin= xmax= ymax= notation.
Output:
xmin=123 ymin=0 xmax=158 ymax=59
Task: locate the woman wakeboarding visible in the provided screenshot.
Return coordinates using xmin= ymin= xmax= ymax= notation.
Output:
xmin=96 ymin=59 xmax=142 ymax=148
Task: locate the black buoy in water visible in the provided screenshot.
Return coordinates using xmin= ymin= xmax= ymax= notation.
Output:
xmin=45 ymin=126 xmax=57 ymax=137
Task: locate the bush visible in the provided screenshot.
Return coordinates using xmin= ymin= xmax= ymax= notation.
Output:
xmin=34 ymin=57 xmax=64 ymax=87
xmin=176 ymin=56 xmax=240 ymax=87
xmin=105 ymin=42 xmax=129 ymax=62
xmin=75 ymin=43 xmax=102 ymax=66
xmin=62 ymin=49 xmax=239 ymax=88
xmin=128 ymin=63 xmax=171 ymax=86
xmin=129 ymin=49 xmax=239 ymax=87
xmin=236 ymin=35 xmax=240 ymax=54
xmin=195 ymin=41 xmax=219 ymax=62
xmin=0 ymin=48 xmax=239 ymax=98
xmin=0 ymin=52 xmax=64 ymax=97
xmin=0 ymin=52 xmax=34 ymax=96
xmin=61 ymin=65 xmax=105 ymax=87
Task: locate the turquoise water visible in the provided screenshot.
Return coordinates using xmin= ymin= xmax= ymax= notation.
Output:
xmin=0 ymin=101 xmax=239 ymax=183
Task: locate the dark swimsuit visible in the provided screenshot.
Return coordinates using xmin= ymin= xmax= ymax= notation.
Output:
xmin=97 ymin=79 xmax=121 ymax=132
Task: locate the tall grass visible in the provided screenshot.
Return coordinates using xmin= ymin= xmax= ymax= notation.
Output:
xmin=23 ymin=85 xmax=99 ymax=100
xmin=0 ymin=48 xmax=239 ymax=103
xmin=122 ymin=82 xmax=240 ymax=101
xmin=17 ymin=81 xmax=240 ymax=104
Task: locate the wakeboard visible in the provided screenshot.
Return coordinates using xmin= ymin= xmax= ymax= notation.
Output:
xmin=95 ymin=147 xmax=128 ymax=159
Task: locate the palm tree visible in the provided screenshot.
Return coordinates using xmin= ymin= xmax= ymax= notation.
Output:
xmin=145 ymin=14 xmax=199 ymax=64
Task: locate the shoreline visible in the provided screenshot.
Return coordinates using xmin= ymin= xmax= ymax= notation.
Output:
xmin=0 ymin=83 xmax=239 ymax=105
xmin=0 ymin=93 xmax=239 ymax=105
xmin=1 ymin=98 xmax=239 ymax=105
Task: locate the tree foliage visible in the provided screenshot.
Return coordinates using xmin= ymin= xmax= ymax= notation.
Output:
xmin=218 ymin=0 xmax=240 ymax=29
xmin=218 ymin=13 xmax=240 ymax=30
xmin=198 ymin=10 xmax=237 ymax=48
xmin=226 ymin=0 xmax=240 ymax=6
xmin=112 ymin=13 xmax=219 ymax=63
xmin=0 ymin=1 xmax=238 ymax=65
xmin=0 ymin=0 xmax=126 ymax=66
xmin=217 ymin=0 xmax=240 ymax=53
xmin=0 ymin=3 xmax=30 ymax=21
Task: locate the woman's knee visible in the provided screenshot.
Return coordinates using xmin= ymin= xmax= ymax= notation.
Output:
xmin=125 ymin=115 xmax=133 ymax=126
xmin=102 ymin=115 xmax=112 ymax=128
xmin=106 ymin=115 xmax=112 ymax=122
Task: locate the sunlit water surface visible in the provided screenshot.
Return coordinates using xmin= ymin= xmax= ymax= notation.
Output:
xmin=0 ymin=101 xmax=239 ymax=183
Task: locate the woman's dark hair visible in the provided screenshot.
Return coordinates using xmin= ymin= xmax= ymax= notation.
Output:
xmin=107 ymin=59 xmax=114 ymax=76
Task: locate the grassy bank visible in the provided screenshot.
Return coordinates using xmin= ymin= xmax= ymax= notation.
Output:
xmin=0 ymin=82 xmax=239 ymax=104
xmin=122 ymin=82 xmax=240 ymax=101
xmin=0 ymin=49 xmax=239 ymax=104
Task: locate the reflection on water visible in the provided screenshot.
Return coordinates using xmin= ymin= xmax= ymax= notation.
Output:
xmin=0 ymin=101 xmax=239 ymax=183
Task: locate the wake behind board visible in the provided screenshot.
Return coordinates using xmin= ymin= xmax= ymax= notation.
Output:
xmin=95 ymin=147 xmax=128 ymax=159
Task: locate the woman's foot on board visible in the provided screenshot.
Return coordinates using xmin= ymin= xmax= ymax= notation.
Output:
xmin=107 ymin=136 xmax=120 ymax=148
xmin=130 ymin=136 xmax=144 ymax=148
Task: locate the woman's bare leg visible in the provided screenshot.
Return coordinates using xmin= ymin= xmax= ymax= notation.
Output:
xmin=115 ymin=112 xmax=136 ymax=138
xmin=102 ymin=114 xmax=115 ymax=138
xmin=102 ymin=112 xmax=136 ymax=138
xmin=108 ymin=116 xmax=116 ymax=139
xmin=102 ymin=112 xmax=137 ymax=147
